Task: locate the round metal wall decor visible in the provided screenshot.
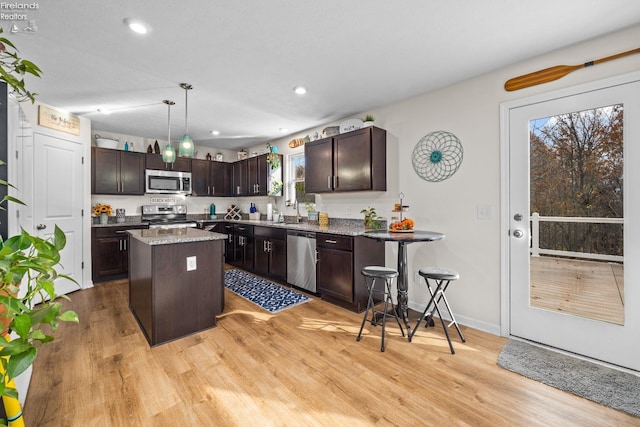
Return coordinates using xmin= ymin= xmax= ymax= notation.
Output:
xmin=411 ymin=130 xmax=463 ymax=182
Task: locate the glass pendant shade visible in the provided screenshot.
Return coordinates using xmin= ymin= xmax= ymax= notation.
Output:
xmin=179 ymin=134 xmax=195 ymax=157
xmin=179 ymin=83 xmax=195 ymax=157
xmin=162 ymin=99 xmax=175 ymax=164
xmin=162 ymin=143 xmax=175 ymax=163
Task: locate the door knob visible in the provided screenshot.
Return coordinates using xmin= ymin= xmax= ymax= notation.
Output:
xmin=36 ymin=224 xmax=46 ymax=230
xmin=512 ymin=229 xmax=524 ymax=238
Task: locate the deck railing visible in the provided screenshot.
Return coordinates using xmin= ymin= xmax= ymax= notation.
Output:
xmin=530 ymin=213 xmax=623 ymax=262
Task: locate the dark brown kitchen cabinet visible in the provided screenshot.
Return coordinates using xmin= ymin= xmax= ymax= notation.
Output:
xmin=305 ymin=126 xmax=386 ymax=193
xmin=253 ymin=226 xmax=287 ymax=281
xmin=92 ymin=147 xmax=145 ymax=195
xmin=222 ymin=223 xmax=234 ymax=263
xmin=232 ymin=154 xmax=282 ymax=197
xmin=92 ymin=225 xmax=148 ymax=283
xmin=145 ymin=153 xmax=191 ymax=172
xmin=232 ymin=159 xmax=248 ymax=196
xmin=191 ymin=159 xmax=231 ymax=196
xmin=231 ymin=224 xmax=254 ymax=270
xmin=316 ymin=233 xmax=385 ymax=312
xmin=247 ymin=155 xmax=269 ymax=195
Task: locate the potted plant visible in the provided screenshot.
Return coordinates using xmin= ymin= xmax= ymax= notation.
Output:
xmin=265 ymin=143 xmax=280 ymax=169
xmin=361 ymin=207 xmax=382 ymax=230
xmin=0 ymin=29 xmax=78 ymax=419
xmin=362 ymin=114 xmax=375 ymax=127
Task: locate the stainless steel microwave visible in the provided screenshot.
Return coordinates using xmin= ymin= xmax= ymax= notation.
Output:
xmin=145 ymin=169 xmax=192 ymax=195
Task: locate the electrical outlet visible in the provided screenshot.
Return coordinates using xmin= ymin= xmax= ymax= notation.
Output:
xmin=186 ymin=256 xmax=197 ymax=271
xmin=345 ymin=207 xmax=351 ymax=215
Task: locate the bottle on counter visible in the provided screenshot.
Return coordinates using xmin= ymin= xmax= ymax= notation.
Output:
xmin=124 ymin=141 xmax=129 ymax=151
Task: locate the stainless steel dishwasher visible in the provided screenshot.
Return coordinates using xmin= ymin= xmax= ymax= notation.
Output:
xmin=286 ymin=230 xmax=317 ymax=293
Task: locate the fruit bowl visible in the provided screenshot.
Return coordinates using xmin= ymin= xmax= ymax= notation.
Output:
xmin=389 ymin=218 xmax=414 ymax=232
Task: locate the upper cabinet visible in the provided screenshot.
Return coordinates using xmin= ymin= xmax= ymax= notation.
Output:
xmin=92 ymin=147 xmax=145 ymax=195
xmin=305 ymin=126 xmax=386 ymax=193
xmin=191 ymin=159 xmax=231 ymax=197
xmin=233 ymin=153 xmax=283 ymax=197
xmin=145 ymin=153 xmax=191 ymax=172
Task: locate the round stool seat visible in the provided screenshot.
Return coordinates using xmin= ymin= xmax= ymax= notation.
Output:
xmin=419 ymin=267 xmax=459 ymax=281
xmin=362 ymin=266 xmax=399 ymax=278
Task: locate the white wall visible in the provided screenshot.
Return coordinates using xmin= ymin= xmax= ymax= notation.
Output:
xmin=259 ymin=24 xmax=640 ymax=334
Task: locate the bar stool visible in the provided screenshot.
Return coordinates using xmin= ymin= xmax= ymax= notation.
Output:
xmin=409 ymin=267 xmax=465 ymax=354
xmin=356 ymin=266 xmax=405 ymax=352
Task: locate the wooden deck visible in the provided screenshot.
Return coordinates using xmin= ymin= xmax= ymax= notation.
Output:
xmin=530 ymin=256 xmax=624 ymax=325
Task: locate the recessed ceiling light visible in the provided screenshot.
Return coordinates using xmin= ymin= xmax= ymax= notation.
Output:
xmin=97 ymin=108 xmax=112 ymax=115
xmin=293 ymin=86 xmax=307 ymax=95
xmin=123 ymin=18 xmax=152 ymax=35
xmin=211 ymin=130 xmax=220 ymax=136
xmin=279 ymin=128 xmax=288 ymax=133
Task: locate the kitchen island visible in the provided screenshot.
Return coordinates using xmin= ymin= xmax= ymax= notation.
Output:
xmin=128 ymin=227 xmax=227 ymax=346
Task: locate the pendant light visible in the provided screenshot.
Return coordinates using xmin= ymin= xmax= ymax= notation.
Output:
xmin=179 ymin=82 xmax=195 ymax=157
xmin=162 ymin=100 xmax=176 ymax=164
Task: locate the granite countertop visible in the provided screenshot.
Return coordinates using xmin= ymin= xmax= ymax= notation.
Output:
xmin=196 ymin=218 xmax=368 ymax=236
xmin=94 ymin=215 xmax=374 ymax=237
xmin=128 ymin=228 xmax=227 ymax=246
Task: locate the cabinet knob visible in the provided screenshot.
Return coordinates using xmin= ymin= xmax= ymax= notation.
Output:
xmin=36 ymin=224 xmax=46 ymax=230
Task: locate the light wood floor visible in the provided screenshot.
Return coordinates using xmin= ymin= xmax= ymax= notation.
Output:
xmin=531 ymin=257 xmax=625 ymax=325
xmin=23 ymin=278 xmax=639 ymax=426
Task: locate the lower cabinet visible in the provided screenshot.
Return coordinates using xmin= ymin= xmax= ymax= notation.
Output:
xmin=253 ymin=226 xmax=287 ymax=282
xmin=92 ymin=225 xmax=148 ymax=283
xmin=222 ymin=223 xmax=235 ymax=263
xmin=316 ymin=233 xmax=385 ymax=312
xmin=232 ymin=224 xmax=254 ymax=270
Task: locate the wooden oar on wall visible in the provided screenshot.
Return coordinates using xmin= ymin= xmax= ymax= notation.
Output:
xmin=504 ymin=47 xmax=640 ymax=91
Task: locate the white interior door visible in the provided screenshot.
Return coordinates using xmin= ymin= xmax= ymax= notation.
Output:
xmin=33 ymin=133 xmax=83 ymax=295
xmin=508 ymin=77 xmax=640 ymax=371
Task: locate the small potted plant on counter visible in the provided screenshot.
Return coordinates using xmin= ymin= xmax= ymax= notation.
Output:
xmin=361 ymin=207 xmax=382 ymax=230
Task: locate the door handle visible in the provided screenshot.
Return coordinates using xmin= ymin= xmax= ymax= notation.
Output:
xmin=36 ymin=224 xmax=46 ymax=230
xmin=512 ymin=229 xmax=525 ymax=238
xmin=327 ymin=176 xmax=331 ymax=189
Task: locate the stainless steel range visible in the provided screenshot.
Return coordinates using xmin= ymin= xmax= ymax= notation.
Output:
xmin=141 ymin=205 xmax=197 ymax=229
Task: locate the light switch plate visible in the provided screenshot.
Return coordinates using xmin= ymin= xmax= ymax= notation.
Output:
xmin=477 ymin=205 xmax=493 ymax=220
xmin=186 ymin=256 xmax=197 ymax=271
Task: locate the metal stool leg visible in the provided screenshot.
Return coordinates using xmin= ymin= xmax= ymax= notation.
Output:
xmin=357 ymin=277 xmax=377 ymax=342
xmin=385 ymin=277 xmax=405 ymax=337
xmin=409 ymin=279 xmax=442 ymax=342
xmin=429 ymin=284 xmax=456 ymax=354
xmin=438 ymin=286 xmax=465 ymax=343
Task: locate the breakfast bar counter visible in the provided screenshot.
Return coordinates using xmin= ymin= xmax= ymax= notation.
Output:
xmin=128 ymin=228 xmax=227 ymax=346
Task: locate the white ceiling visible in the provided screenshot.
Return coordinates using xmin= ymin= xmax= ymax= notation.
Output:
xmin=7 ymin=0 xmax=640 ymax=150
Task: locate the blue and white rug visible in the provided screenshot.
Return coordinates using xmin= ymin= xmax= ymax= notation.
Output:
xmin=224 ymin=269 xmax=311 ymax=313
